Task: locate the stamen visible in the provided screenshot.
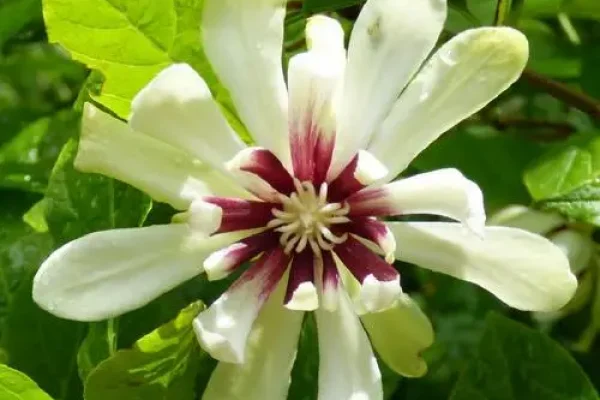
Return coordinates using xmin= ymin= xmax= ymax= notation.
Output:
xmin=270 ymin=181 xmax=351 ymax=254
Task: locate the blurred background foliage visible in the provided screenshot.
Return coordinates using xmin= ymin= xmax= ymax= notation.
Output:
xmin=1 ymin=0 xmax=600 ymax=399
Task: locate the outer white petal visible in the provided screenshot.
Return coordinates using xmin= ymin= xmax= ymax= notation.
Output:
xmin=361 ymin=294 xmax=434 ymax=378
xmin=330 ymin=0 xmax=446 ymax=178
xmin=202 ymin=0 xmax=289 ymax=165
xmin=351 ymin=169 xmax=485 ymax=234
xmin=368 ymin=27 xmax=529 ymax=180
xmin=130 ymin=64 xmax=245 ymax=172
xmin=193 ymin=249 xmax=289 ymax=364
xmin=387 ymin=222 xmax=577 ymax=312
xmin=32 ymin=224 xmax=243 ymax=321
xmin=77 ymin=103 xmax=247 ymax=210
xmin=202 ymin=280 xmax=303 ymax=400
xmin=316 ymin=288 xmax=382 ymax=400
xmin=488 ymin=205 xmax=565 ymax=235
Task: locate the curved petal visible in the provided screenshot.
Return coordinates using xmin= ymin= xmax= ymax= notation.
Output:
xmin=329 ymin=0 xmax=447 ymax=178
xmin=315 ymin=287 xmax=383 ymax=400
xmin=202 ymin=0 xmax=289 ymax=165
xmin=368 ymin=27 xmax=529 ymax=180
xmin=361 ymin=294 xmax=433 ymax=377
xmin=193 ymin=248 xmax=290 ymax=364
xmin=32 ymin=224 xmax=244 ymax=321
xmin=387 ymin=222 xmax=577 ymax=312
xmin=348 ymin=169 xmax=485 ymax=235
xmin=77 ymin=103 xmax=247 ymax=210
xmin=130 ymin=64 xmax=246 ymax=172
xmin=202 ymin=279 xmax=303 ymax=400
xmin=334 ymin=236 xmax=401 ymax=313
xmin=288 ymin=16 xmax=346 ymax=184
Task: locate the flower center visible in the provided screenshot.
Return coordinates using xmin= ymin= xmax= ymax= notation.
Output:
xmin=268 ymin=179 xmax=350 ymax=255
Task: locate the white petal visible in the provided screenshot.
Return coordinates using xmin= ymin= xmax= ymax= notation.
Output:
xmin=489 ymin=205 xmax=565 ymax=235
xmin=203 ymin=280 xmax=303 ymax=400
xmin=288 ymin=16 xmax=345 ymax=182
xmin=330 ymin=0 xmax=446 ymax=178
xmin=193 ymin=249 xmax=289 ymax=364
xmin=361 ymin=294 xmax=433 ymax=377
xmin=202 ymin=0 xmax=289 ymax=165
xmin=77 ymin=103 xmax=247 ymax=210
xmin=369 ymin=27 xmax=529 ymax=180
xmin=387 ymin=222 xmax=577 ymax=312
xmin=130 ymin=64 xmax=246 ymax=172
xmin=32 ymin=224 xmax=234 ymax=321
xmin=350 ymin=169 xmax=485 ymax=234
xmin=316 ymin=288 xmax=383 ymax=400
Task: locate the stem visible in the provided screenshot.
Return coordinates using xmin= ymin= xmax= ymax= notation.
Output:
xmin=521 ymin=69 xmax=600 ymax=121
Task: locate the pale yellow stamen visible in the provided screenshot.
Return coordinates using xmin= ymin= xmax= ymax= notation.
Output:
xmin=271 ymin=179 xmax=349 ymax=255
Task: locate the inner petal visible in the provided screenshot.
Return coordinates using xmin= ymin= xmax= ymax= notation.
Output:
xmin=287 ymin=17 xmax=346 ymax=185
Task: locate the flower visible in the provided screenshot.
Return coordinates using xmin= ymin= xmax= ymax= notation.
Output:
xmin=33 ymin=0 xmax=578 ymax=398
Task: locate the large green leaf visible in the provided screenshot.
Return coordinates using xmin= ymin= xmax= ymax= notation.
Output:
xmin=42 ymin=0 xmax=243 ymax=130
xmin=0 ymin=191 xmax=53 ymax=339
xmin=414 ymin=127 xmax=543 ymax=209
xmin=44 ymin=138 xmax=152 ymax=245
xmin=525 ymin=133 xmax=600 ymax=201
xmin=450 ymin=313 xmax=599 ymax=400
xmin=0 ymin=364 xmax=54 ymax=400
xmin=0 ymin=0 xmax=42 ymax=48
xmin=0 ymin=110 xmax=79 ymax=193
xmin=77 ymin=321 xmax=117 ymax=381
xmin=2 ymin=272 xmax=85 ymax=400
xmin=84 ymin=301 xmax=205 ymax=400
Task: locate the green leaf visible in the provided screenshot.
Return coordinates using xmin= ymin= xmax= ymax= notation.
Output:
xmin=44 ymin=138 xmax=152 ymax=245
xmin=414 ymin=127 xmax=543 ymax=209
xmin=0 ymin=0 xmax=42 ymax=48
xmin=0 ymin=192 xmax=53 ymax=338
xmin=525 ymin=132 xmax=600 ymax=201
xmin=537 ymin=180 xmax=600 ymax=226
xmin=467 ymin=0 xmax=496 ymax=25
xmin=450 ymin=313 xmax=599 ymax=400
xmin=0 ymin=364 xmax=54 ymax=400
xmin=2 ymin=272 xmax=85 ymax=400
xmin=302 ymin=0 xmax=363 ymax=13
xmin=84 ymin=301 xmax=205 ymax=400
xmin=0 ymin=110 xmax=79 ymax=193
xmin=77 ymin=320 xmax=118 ymax=381
xmin=42 ymin=0 xmax=245 ymax=135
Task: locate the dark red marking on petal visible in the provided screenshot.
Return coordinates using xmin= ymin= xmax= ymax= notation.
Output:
xmin=204 ymin=197 xmax=280 ymax=233
xmin=346 ymin=186 xmax=393 ymax=217
xmin=290 ymin=121 xmax=318 ymax=182
xmin=346 ymin=217 xmax=389 ymax=248
xmin=334 ymin=235 xmax=398 ymax=283
xmin=327 ymin=154 xmax=364 ymax=202
xmin=239 ymin=148 xmax=295 ymax=195
xmin=284 ymin=249 xmax=315 ymax=305
xmin=232 ymin=246 xmax=291 ymax=301
xmin=212 ymin=230 xmax=280 ymax=276
xmin=290 ymin=118 xmax=335 ymax=186
xmin=313 ymin=134 xmax=335 ymax=187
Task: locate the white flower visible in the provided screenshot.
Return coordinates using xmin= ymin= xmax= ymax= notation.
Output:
xmin=33 ymin=0 xmax=577 ymax=399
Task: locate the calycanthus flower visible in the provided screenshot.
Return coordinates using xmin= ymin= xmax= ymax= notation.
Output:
xmin=33 ymin=0 xmax=577 ymax=399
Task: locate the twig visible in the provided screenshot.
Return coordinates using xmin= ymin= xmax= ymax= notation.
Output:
xmin=521 ymin=69 xmax=600 ymax=121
